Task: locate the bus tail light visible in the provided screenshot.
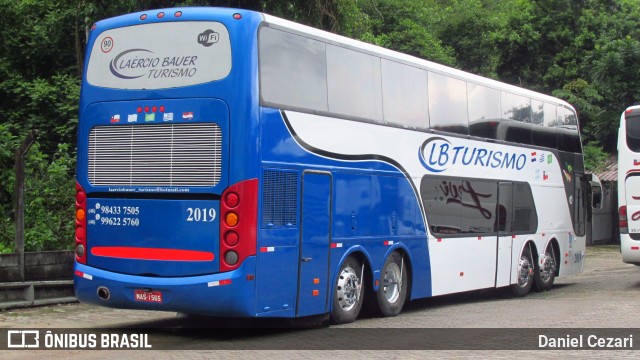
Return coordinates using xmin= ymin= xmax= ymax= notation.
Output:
xmin=219 ymin=179 xmax=258 ymax=272
xmin=75 ymin=182 xmax=87 ymax=264
xmin=619 ymin=206 xmax=629 ymax=234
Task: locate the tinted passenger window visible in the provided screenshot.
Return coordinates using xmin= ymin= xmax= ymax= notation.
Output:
xmin=326 ymin=44 xmax=383 ymax=122
xmin=420 ymin=176 xmax=498 ymax=236
xmin=557 ymin=106 xmax=581 ymax=153
xmin=381 ymin=59 xmax=429 ymax=129
xmin=531 ymin=100 xmax=558 ymax=149
xmin=421 ymin=176 xmax=538 ymax=237
xmin=259 ymin=27 xmax=328 ymax=112
xmin=468 ymin=84 xmax=501 ymax=139
xmin=501 ymin=93 xmax=531 ymax=144
xmin=428 ymin=72 xmax=469 ymax=135
xmin=511 ymin=183 xmax=538 ymax=233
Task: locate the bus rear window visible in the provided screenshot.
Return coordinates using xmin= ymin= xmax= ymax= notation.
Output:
xmin=626 ymin=115 xmax=640 ymax=152
xmin=87 ymin=21 xmax=231 ymax=90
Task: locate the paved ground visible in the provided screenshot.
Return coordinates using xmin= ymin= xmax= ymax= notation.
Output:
xmin=2 ymin=245 xmax=639 ymax=358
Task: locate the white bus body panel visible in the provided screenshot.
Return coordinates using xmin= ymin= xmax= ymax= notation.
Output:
xmin=284 ymin=110 xmax=582 ymax=295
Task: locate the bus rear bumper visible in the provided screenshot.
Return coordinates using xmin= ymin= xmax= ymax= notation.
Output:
xmin=74 ymin=257 xmax=256 ymax=317
xmin=621 ymin=235 xmax=640 ymax=265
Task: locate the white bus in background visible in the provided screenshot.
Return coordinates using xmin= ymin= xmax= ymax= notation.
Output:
xmin=618 ymin=105 xmax=640 ymax=264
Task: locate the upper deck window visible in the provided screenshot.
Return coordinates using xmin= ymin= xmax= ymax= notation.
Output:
xmin=87 ymin=22 xmax=231 ymax=89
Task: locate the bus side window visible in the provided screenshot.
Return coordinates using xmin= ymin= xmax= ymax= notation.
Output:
xmin=573 ymin=174 xmax=587 ymax=236
xmin=591 ymin=184 xmax=603 ymax=209
xmin=497 ymin=182 xmax=513 ymax=234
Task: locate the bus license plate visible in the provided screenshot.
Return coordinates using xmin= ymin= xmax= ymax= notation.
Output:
xmin=134 ymin=289 xmax=163 ymax=303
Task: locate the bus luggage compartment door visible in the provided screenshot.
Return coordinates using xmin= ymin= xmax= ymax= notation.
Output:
xmin=296 ymin=171 xmax=332 ymax=317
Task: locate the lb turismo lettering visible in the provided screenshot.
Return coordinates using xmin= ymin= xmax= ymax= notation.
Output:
xmin=419 ymin=137 xmax=527 ymax=173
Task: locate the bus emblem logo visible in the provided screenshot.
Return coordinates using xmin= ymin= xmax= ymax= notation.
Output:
xmin=197 ymin=30 xmax=219 ymax=47
xmin=418 ymin=137 xmax=527 ymax=173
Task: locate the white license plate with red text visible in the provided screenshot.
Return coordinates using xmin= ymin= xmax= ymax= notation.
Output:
xmin=134 ymin=289 xmax=163 ymax=303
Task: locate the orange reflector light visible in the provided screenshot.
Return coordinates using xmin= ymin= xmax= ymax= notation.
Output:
xmin=174 ymin=11 xmax=183 ymax=18
xmin=140 ymin=14 xmax=147 ymax=20
xmin=76 ymin=209 xmax=86 ymax=222
xmin=157 ymin=12 xmax=165 ymax=18
xmin=233 ymin=13 xmax=242 ymax=20
xmin=225 ymin=212 xmax=239 ymax=227
xmin=313 ymin=278 xmax=320 ymax=284
xmin=312 ymin=290 xmax=319 ymax=296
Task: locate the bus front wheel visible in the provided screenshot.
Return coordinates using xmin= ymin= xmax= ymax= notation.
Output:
xmin=330 ymin=256 xmax=364 ymax=325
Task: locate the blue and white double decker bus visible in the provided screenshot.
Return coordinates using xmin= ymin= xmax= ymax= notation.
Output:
xmin=74 ymin=7 xmax=587 ymax=324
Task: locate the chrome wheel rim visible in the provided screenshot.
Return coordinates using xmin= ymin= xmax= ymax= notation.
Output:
xmin=517 ymin=255 xmax=533 ymax=287
xmin=539 ymin=252 xmax=556 ymax=283
xmin=382 ymin=262 xmax=401 ymax=303
xmin=336 ymin=266 xmax=359 ymax=311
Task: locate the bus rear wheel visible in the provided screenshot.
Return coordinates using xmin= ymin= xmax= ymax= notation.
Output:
xmin=374 ymin=251 xmax=408 ymax=317
xmin=511 ymin=249 xmax=534 ymax=297
xmin=534 ymin=246 xmax=557 ymax=291
xmin=330 ymin=256 xmax=364 ymax=325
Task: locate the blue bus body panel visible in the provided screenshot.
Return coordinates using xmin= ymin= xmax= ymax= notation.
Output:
xmin=257 ymin=107 xmax=433 ymax=304
xmin=74 ymin=258 xmax=256 ymax=317
xmin=86 ymin=198 xmax=220 ymax=276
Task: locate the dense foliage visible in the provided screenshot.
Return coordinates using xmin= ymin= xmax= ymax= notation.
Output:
xmin=0 ymin=0 xmax=636 ymax=252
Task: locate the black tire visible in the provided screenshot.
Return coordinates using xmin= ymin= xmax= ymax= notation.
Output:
xmin=330 ymin=256 xmax=364 ymax=325
xmin=534 ymin=246 xmax=557 ymax=292
xmin=511 ymin=248 xmax=534 ymax=297
xmin=374 ymin=251 xmax=408 ymax=317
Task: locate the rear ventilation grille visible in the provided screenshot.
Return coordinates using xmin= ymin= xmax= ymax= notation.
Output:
xmin=262 ymin=170 xmax=298 ymax=227
xmin=88 ymin=123 xmax=222 ymax=187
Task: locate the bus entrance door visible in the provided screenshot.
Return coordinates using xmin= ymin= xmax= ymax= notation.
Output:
xmin=296 ymin=171 xmax=332 ymax=317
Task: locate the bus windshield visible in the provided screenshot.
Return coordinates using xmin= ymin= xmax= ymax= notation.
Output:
xmin=86 ymin=21 xmax=231 ymax=90
xmin=626 ymin=113 xmax=640 ymax=152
